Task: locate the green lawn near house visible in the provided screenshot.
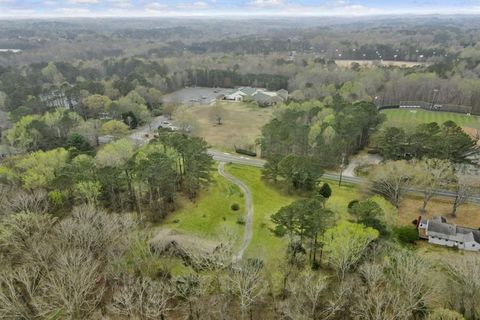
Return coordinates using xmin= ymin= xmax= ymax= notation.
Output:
xmin=382 ymin=108 xmax=479 ymax=128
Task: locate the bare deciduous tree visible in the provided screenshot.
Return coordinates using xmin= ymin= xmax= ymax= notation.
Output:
xmin=35 ymin=249 xmax=105 ymax=319
xmin=110 ymin=275 xmax=173 ymax=320
xmin=369 ymin=160 xmax=413 ymax=208
xmin=209 ymin=103 xmax=226 ymax=125
xmin=354 ymin=249 xmax=433 ymax=320
xmin=283 ymin=271 xmax=328 ymax=320
xmin=4 ymin=189 xmax=49 ymax=215
xmin=0 ymin=212 xmax=57 ymax=266
xmin=0 ymin=205 xmax=135 ymax=319
xmin=412 ymin=158 xmax=455 ymax=212
xmin=0 ymin=266 xmax=42 ymax=319
xmin=225 ymin=259 xmax=266 ymax=320
xmin=55 ymin=204 xmax=134 ymax=261
xmin=444 ymin=256 xmax=480 ymax=319
xmin=450 ymin=176 xmax=480 ymax=217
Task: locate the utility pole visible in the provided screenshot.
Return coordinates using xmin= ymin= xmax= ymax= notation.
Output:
xmin=338 ymin=153 xmax=346 ymax=187
xmin=431 ymin=88 xmax=439 ymax=110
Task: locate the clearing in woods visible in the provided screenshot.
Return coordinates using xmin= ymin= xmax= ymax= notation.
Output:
xmin=190 ymin=101 xmax=273 ymax=151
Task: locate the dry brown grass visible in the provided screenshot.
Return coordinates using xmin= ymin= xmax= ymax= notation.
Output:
xmin=463 ymin=127 xmax=480 ymax=145
xmin=398 ymin=195 xmax=480 ymax=228
xmin=190 ymin=102 xmax=273 ymax=151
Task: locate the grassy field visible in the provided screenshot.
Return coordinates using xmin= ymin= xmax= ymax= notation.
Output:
xmin=225 ymin=164 xmax=298 ymax=265
xmin=382 ymin=108 xmax=479 ymax=128
xmin=161 ymin=170 xmax=245 ymax=240
xmin=160 ymin=164 xmax=399 ymax=266
xmin=190 ymin=101 xmax=273 ymax=151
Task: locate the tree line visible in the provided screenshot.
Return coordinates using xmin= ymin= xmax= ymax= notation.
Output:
xmin=0 ymin=131 xmax=213 ymax=221
xmin=260 ymin=98 xmax=384 ymax=191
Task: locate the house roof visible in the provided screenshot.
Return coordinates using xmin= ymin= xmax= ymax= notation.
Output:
xmin=252 ymin=91 xmax=274 ymax=104
xmin=239 ymin=87 xmax=258 ymax=96
xmin=277 ymin=89 xmax=289 ymax=100
xmin=225 ymin=90 xmax=247 ymax=99
xmin=427 ymin=219 xmax=480 ymax=243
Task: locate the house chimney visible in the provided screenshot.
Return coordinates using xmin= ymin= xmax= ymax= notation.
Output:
xmin=416 ymin=216 xmax=422 ymax=229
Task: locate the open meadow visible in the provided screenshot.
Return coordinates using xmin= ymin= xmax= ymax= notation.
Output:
xmin=190 ymin=102 xmax=273 ymax=151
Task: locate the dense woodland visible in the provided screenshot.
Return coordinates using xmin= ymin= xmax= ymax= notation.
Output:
xmin=1 ymin=17 xmax=480 ymax=320
xmin=3 ymin=17 xmax=480 ymax=115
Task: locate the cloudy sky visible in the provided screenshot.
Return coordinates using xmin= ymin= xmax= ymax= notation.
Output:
xmin=1 ymin=0 xmax=480 ymax=18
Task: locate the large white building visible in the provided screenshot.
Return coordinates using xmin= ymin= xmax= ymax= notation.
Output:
xmin=418 ymin=216 xmax=480 ymax=251
xmin=223 ymin=87 xmax=288 ymax=106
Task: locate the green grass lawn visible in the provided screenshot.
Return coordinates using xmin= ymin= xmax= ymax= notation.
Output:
xmin=150 ymin=164 xmax=398 ymax=283
xmin=162 ymin=164 xmax=394 ymax=266
xmin=161 ymin=170 xmax=244 ymax=239
xmin=225 ymin=164 xmax=298 ymax=264
xmin=382 ymin=109 xmax=479 ymax=128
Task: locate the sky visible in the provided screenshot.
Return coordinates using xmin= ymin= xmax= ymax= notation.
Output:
xmin=1 ymin=0 xmax=480 ymax=18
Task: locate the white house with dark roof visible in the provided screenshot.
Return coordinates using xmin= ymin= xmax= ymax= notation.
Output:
xmin=418 ymin=216 xmax=480 ymax=251
xmin=223 ymin=86 xmax=288 ymax=106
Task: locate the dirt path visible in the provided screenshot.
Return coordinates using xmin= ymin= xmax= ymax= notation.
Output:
xmin=218 ymin=162 xmax=253 ymax=261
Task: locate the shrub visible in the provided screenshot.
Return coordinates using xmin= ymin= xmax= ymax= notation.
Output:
xmin=231 ymin=203 xmax=240 ymax=211
xmin=236 ymin=217 xmax=246 ymax=225
xmin=394 ymin=226 xmax=419 ymax=244
xmin=347 ymin=199 xmax=359 ymax=210
xmin=318 ymin=183 xmax=332 ymax=198
xmin=272 ymin=225 xmax=286 ymax=236
xmin=48 ymin=190 xmax=67 ymax=208
xmin=427 ymin=308 xmax=465 ymax=320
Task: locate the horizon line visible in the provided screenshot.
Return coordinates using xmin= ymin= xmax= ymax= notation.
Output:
xmin=2 ymin=12 xmax=480 ymax=19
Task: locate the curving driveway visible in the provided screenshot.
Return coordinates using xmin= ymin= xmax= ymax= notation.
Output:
xmin=218 ymin=162 xmax=253 ymax=261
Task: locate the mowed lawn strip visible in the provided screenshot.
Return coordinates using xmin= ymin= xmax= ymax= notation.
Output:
xmin=225 ymin=164 xmax=297 ymax=264
xmin=382 ymin=109 xmax=479 ymax=128
xmin=162 ymin=171 xmax=244 ymax=239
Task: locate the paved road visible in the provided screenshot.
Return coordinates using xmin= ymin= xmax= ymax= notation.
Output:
xmin=218 ymin=162 xmax=254 ymax=261
xmin=209 ymin=151 xmax=480 ymax=204
xmin=208 ymin=149 xmax=266 ymax=167
xmin=129 ymin=115 xmax=168 ymax=144
xmin=131 ymin=121 xmax=480 ymax=204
